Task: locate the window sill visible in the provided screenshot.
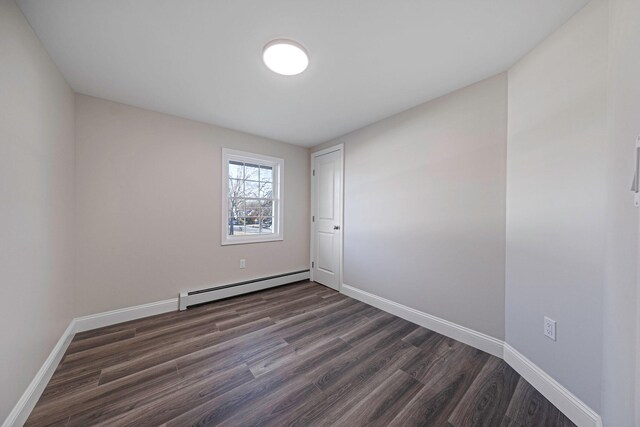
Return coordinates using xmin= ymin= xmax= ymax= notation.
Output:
xmin=221 ymin=235 xmax=283 ymax=246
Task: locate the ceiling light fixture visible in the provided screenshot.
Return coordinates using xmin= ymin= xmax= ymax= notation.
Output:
xmin=262 ymin=39 xmax=309 ymax=76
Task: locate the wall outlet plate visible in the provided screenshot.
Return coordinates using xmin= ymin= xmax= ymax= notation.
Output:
xmin=544 ymin=316 xmax=556 ymax=341
xmin=240 ymin=259 xmax=246 ymax=269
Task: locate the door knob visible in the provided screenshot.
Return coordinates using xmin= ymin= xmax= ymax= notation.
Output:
xmin=333 ymin=225 xmax=340 ymax=230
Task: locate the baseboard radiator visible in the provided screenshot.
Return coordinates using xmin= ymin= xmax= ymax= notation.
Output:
xmin=178 ymin=270 xmax=310 ymax=310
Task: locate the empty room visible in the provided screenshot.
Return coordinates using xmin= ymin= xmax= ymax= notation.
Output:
xmin=1 ymin=0 xmax=639 ymax=426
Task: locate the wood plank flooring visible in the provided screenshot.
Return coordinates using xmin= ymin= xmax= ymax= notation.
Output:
xmin=26 ymin=281 xmax=577 ymax=427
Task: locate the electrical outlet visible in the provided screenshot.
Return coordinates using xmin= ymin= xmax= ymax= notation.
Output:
xmin=544 ymin=316 xmax=556 ymax=341
xmin=239 ymin=259 xmax=246 ymax=269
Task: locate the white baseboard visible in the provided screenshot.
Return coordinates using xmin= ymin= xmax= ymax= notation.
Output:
xmin=341 ymin=283 xmax=602 ymax=427
xmin=503 ymin=344 xmax=602 ymax=427
xmin=2 ymin=320 xmax=76 ymax=427
xmin=74 ymin=298 xmax=179 ymax=333
xmin=341 ymin=283 xmax=504 ymax=358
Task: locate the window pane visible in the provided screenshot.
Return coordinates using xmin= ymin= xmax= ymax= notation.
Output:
xmin=229 ymin=161 xmax=244 ymax=179
xmin=260 ymin=181 xmax=273 ymax=198
xmin=228 ymin=179 xmax=243 ymax=197
xmin=260 ymin=166 xmax=273 ymax=182
xmin=245 ymin=206 xmax=259 ymax=217
xmin=245 ymin=181 xmax=259 ymax=198
xmin=261 ymin=204 xmax=273 ymax=217
xmin=228 ymin=198 xmax=245 ymax=215
xmin=245 ymin=163 xmax=260 ymax=181
xmin=245 ymin=199 xmax=260 ymax=213
xmin=245 ymin=216 xmax=260 ymax=225
xmin=229 ymin=216 xmax=246 ymax=235
xmin=244 ymin=217 xmax=261 ymax=234
xmin=261 ymin=217 xmax=274 ymax=233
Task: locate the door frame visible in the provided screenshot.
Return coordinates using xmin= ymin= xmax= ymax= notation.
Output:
xmin=310 ymin=143 xmax=345 ymax=291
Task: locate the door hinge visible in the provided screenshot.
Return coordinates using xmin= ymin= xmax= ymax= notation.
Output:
xmin=313 ymin=169 xmax=315 ymax=176
xmin=312 ymin=216 xmax=315 ymax=222
xmin=312 ymin=262 xmax=314 ymax=268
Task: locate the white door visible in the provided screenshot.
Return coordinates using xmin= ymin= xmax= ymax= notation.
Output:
xmin=312 ymin=148 xmax=342 ymax=290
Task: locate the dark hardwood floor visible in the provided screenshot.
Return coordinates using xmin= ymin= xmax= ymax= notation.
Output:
xmin=26 ymin=281 xmax=576 ymax=427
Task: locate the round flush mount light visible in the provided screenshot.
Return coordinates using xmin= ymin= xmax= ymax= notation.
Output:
xmin=262 ymin=39 xmax=309 ymax=76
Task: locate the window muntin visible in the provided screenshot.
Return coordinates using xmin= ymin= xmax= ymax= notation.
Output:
xmin=222 ymin=149 xmax=283 ymax=244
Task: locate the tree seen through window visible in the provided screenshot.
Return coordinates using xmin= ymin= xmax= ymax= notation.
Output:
xmin=228 ymin=160 xmax=274 ymax=235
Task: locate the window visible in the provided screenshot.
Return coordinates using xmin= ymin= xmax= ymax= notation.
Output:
xmin=221 ymin=148 xmax=283 ymax=245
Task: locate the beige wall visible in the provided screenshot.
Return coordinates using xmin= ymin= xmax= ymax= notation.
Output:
xmin=506 ymin=0 xmax=608 ymax=411
xmin=0 ymin=0 xmax=76 ymax=420
xmin=314 ymin=73 xmax=508 ymax=340
xmin=74 ymin=95 xmax=310 ymax=316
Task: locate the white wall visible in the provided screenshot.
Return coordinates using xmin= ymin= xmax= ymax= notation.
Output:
xmin=505 ymin=0 xmax=608 ymax=411
xmin=314 ymin=73 xmax=508 ymax=340
xmin=0 ymin=0 xmax=76 ymax=420
xmin=74 ymin=95 xmax=310 ymax=316
xmin=602 ymin=0 xmax=640 ymax=424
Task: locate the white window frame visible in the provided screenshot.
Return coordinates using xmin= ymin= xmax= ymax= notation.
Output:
xmin=221 ymin=148 xmax=284 ymax=245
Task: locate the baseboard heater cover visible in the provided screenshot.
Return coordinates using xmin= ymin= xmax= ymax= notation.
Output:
xmin=178 ymin=270 xmax=310 ymax=310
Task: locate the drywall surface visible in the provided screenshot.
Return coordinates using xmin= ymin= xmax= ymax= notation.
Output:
xmin=602 ymin=0 xmax=640 ymax=424
xmin=0 ymin=0 xmax=76 ymax=420
xmin=314 ymin=73 xmax=508 ymax=339
xmin=75 ymin=95 xmax=310 ymax=316
xmin=506 ymin=0 xmax=608 ymax=411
